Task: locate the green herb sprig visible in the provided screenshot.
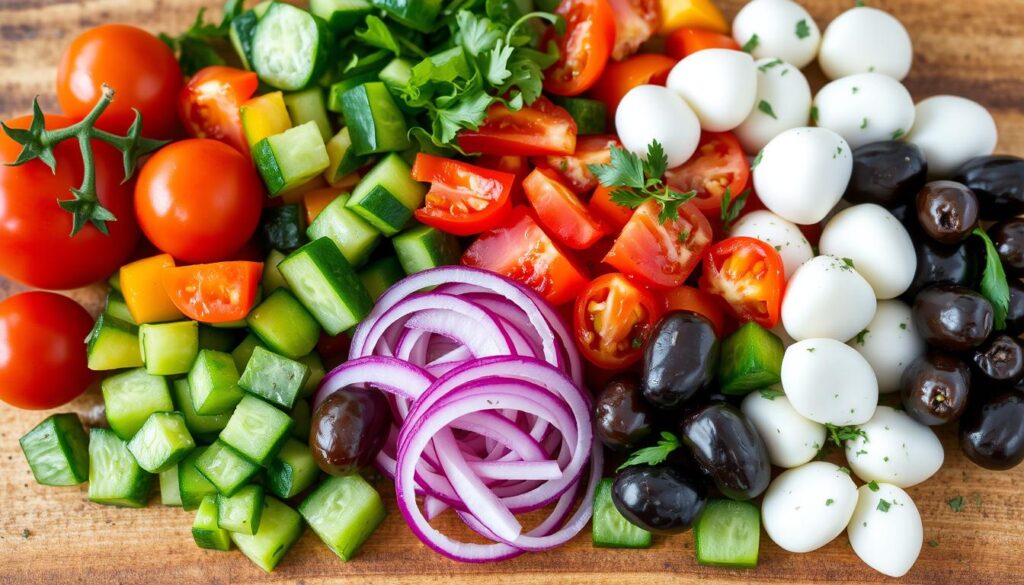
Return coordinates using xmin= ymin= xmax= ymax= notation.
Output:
xmin=972 ymin=227 xmax=1011 ymax=329
xmin=617 ymin=432 xmax=681 ymax=471
xmin=824 ymin=423 xmax=868 ymax=447
xmin=159 ymin=0 xmax=242 ymax=75
xmin=588 ymin=141 xmax=697 ymax=224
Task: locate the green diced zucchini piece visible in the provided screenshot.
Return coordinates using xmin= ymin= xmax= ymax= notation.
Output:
xmin=378 ymin=57 xmax=413 ymax=91
xmin=265 ymin=438 xmax=319 ymax=499
xmin=306 ymin=193 xmax=381 ymax=266
xmin=101 ymin=368 xmax=174 ymax=440
xmin=323 ymin=127 xmax=368 ymax=183
xmin=127 ymin=412 xmax=196 ymax=473
xmin=694 ymin=499 xmax=761 ymax=568
xmin=104 ymin=289 xmax=136 ymax=324
xmin=327 ymin=73 xmax=379 ymax=113
xmin=254 ymin=122 xmax=330 ymax=196
xmin=188 ymin=350 xmax=245 ymax=416
xmin=232 ymin=334 xmax=267 ymax=372
xmin=218 ymin=484 xmax=265 ymax=535
xmin=289 ymin=399 xmax=312 ymax=440
xmin=592 ymin=478 xmax=652 ymax=548
xmin=718 ymin=322 xmax=784 ymax=395
xmin=551 ymin=96 xmax=607 ymax=135
xmin=347 ymin=154 xmax=425 ymax=235
xmin=300 ymin=474 xmax=385 ymax=561
xmin=199 ymin=325 xmax=240 ymax=353
xmin=251 ymin=2 xmax=331 ymax=91
xmin=85 ymin=313 xmax=143 ymax=371
xmin=231 ymin=496 xmax=304 ymax=572
xmin=179 ymin=447 xmax=218 ymax=511
xmin=88 ymin=427 xmax=152 ymax=508
xmin=19 ymin=413 xmax=90 ymax=486
xmin=311 ymin=0 xmax=372 ymax=33
xmin=247 ymin=289 xmax=321 ymax=358
xmin=393 ymin=224 xmax=461 ymax=274
xmin=297 ymin=353 xmax=326 ymax=398
xmin=193 ymin=495 xmax=233 ymax=551
xmin=279 ymin=237 xmax=373 ymax=335
xmin=239 ymin=346 xmax=310 ymax=409
xmin=195 ymin=440 xmax=261 ymax=496
xmin=260 ymin=204 xmax=308 ymax=253
xmin=338 ymin=82 xmax=410 ymax=155
xmin=358 ymin=256 xmax=405 ymax=301
xmin=220 ymin=395 xmax=294 ymax=466
xmin=173 ymin=378 xmax=232 ymax=438
xmin=108 ymin=271 xmax=122 ymax=291
xmin=284 ymin=87 xmax=332 ymax=142
xmin=229 ymin=1 xmax=272 ymax=70
xmin=370 ymin=0 xmax=442 ymax=32
xmin=160 ymin=465 xmax=183 ymax=506
xmin=263 ymin=249 xmax=290 ymax=293
xmin=139 ymin=321 xmax=199 ymax=376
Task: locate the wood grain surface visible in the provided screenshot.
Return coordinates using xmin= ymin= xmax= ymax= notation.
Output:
xmin=2 ymin=0 xmax=1024 ymax=583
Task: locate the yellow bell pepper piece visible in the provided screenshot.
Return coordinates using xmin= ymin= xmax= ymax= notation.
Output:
xmin=659 ymin=0 xmax=729 ymax=35
xmin=240 ymin=92 xmax=292 ymax=149
xmin=120 ymin=254 xmax=185 ymax=324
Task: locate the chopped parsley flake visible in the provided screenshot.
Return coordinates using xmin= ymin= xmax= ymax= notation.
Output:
xmin=867 ymin=480 xmax=879 ymax=491
xmin=899 ymin=322 xmax=908 ymax=330
xmin=758 ymin=59 xmax=784 ymax=73
xmin=855 ymin=329 xmax=870 ymax=345
xmin=825 ymin=423 xmax=867 ymax=446
xmin=892 ymin=128 xmax=905 ymax=140
xmin=948 ymin=495 xmax=966 ymax=512
xmin=825 ymin=498 xmax=835 ymax=506
xmin=928 ymin=539 xmax=939 ymax=548
xmin=759 ymin=100 xmax=778 ymax=120
xmin=838 ymin=466 xmax=851 ymax=475
xmin=741 ymin=34 xmax=760 ymax=53
xmin=795 ymin=19 xmax=811 ymax=39
xmin=810 ymin=106 xmax=819 ymax=123
xmin=752 ymin=150 xmax=764 ymax=169
xmin=842 ymin=257 xmax=856 ymax=269
xmin=877 ymin=499 xmax=892 ymax=512
xmin=860 ymin=117 xmax=868 ymax=129
xmin=760 ymin=388 xmax=786 ymax=400
xmin=851 ymin=86 xmax=860 ymax=94
xmin=807 ymin=347 xmax=816 ymax=353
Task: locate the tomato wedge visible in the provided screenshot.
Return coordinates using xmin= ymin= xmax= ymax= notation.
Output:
xmin=661 ymin=285 xmax=730 ymax=337
xmin=462 ymin=207 xmax=590 ymax=306
xmin=604 ymin=200 xmax=712 ymax=289
xmin=607 ymin=0 xmax=659 ymax=60
xmin=179 ymin=66 xmax=258 ymax=156
xmin=476 ymin=155 xmax=531 ymax=204
xmin=411 ymin=153 xmax=514 ymax=236
xmin=458 ymin=97 xmax=577 ymax=156
xmin=162 ymin=261 xmax=264 ymax=324
xmin=588 ymin=184 xmax=635 ymax=231
xmin=545 ymin=0 xmax=617 ymax=96
xmin=665 ymin=132 xmax=751 ymax=217
xmin=588 ymin=54 xmax=676 ymax=121
xmin=523 ymin=168 xmax=608 ymax=250
xmin=574 ymin=273 xmax=664 ymax=369
xmin=536 ymin=135 xmax=620 ymax=194
xmin=699 ymin=236 xmax=785 ymax=328
xmin=665 ymin=27 xmax=742 ymax=59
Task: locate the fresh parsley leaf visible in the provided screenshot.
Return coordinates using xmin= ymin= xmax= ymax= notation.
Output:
xmin=741 ymin=34 xmax=760 ymax=53
xmin=973 ymin=227 xmax=1011 ymax=329
xmin=483 ymin=39 xmax=516 ymax=85
xmin=810 ymin=106 xmax=819 ymax=123
xmin=758 ymin=100 xmax=778 ymax=120
xmin=589 ymin=142 xmax=696 ymax=223
xmin=759 ymin=388 xmax=786 ymax=401
xmin=458 ymin=11 xmax=504 ymax=56
xmin=356 ymin=15 xmax=401 ymax=56
xmin=720 ymin=188 xmax=751 ymax=231
xmin=795 ymin=19 xmax=811 ymax=39
xmin=432 ymin=91 xmax=494 ymax=144
xmin=867 ymin=480 xmax=880 ymax=492
xmin=758 ymin=58 xmax=784 ymax=73
xmin=854 ymin=329 xmax=870 ymax=345
xmin=159 ymin=0 xmax=241 ymax=75
xmin=752 ymin=150 xmax=764 ymax=169
xmin=877 ymin=499 xmax=892 ymax=513
xmin=617 ymin=432 xmax=681 ymax=471
xmin=842 ymin=257 xmax=856 ymax=269
xmin=609 ymin=189 xmax=651 ymax=209
xmin=590 ymin=145 xmax=646 ymax=190
xmin=947 ymin=495 xmax=966 ymax=512
xmin=643 ymin=140 xmax=668 ymax=181
xmin=825 ymin=423 xmax=867 ymax=447
xmin=891 ymin=128 xmax=905 ymax=140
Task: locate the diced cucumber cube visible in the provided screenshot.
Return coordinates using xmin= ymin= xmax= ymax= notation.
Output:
xmin=179 ymin=447 xmax=218 ymax=511
xmin=218 ymin=484 xmax=265 ymax=535
xmin=347 ymin=154 xmax=425 ymax=235
xmin=265 ymin=438 xmax=319 ymax=499
xmin=193 ymin=495 xmax=233 ymax=551
xmin=160 ymin=465 xmax=183 ymax=506
xmin=718 ymin=322 xmax=784 ymax=395
xmin=188 ymin=350 xmax=244 ymax=416
xmin=220 ymin=396 xmax=294 ymax=466
xmin=358 ymin=256 xmax=405 ymax=301
xmin=300 ymin=474 xmax=385 ymax=561
xmin=88 ymin=428 xmax=152 ymax=508
xmin=591 ymin=478 xmax=652 ymax=548
xmin=101 ymin=368 xmax=174 ymax=440
xmin=289 ymin=400 xmax=312 ymax=441
xmin=378 ymin=57 xmax=413 ymax=90
xmin=172 ymin=378 xmax=231 ymax=438
xmin=19 ymin=413 xmax=90 ymax=486
xmin=297 ymin=353 xmax=326 ymax=398
xmin=232 ymin=333 xmax=267 ymax=372
xmin=127 ymin=412 xmax=196 ymax=473
xmin=279 ymin=237 xmax=373 ymax=335
xmin=263 ymin=249 xmax=290 ymax=293
xmin=139 ymin=320 xmax=199 ymax=376
xmin=370 ymin=0 xmax=442 ymax=32
xmin=85 ymin=313 xmax=143 ymax=371
xmin=231 ymin=497 xmax=304 ymax=572
xmin=103 ymin=289 xmax=136 ymax=324
xmin=195 ymin=441 xmax=261 ymax=496
xmin=306 ymin=193 xmax=381 ymax=266
xmin=311 ymin=0 xmax=372 ymax=33
xmin=284 ymin=87 xmax=332 ymax=142
xmin=254 ymin=122 xmax=330 ymax=196
xmin=247 ymin=289 xmax=321 ymax=359
xmin=199 ymin=325 xmax=240 ymax=352
xmin=239 ymin=346 xmax=310 ymax=409
xmin=323 ymin=127 xmax=367 ymax=183
xmin=694 ymin=499 xmax=761 ymax=568
xmin=338 ymin=82 xmax=410 ymax=155
xmin=393 ymin=224 xmax=461 ymax=274
xmin=251 ymin=3 xmax=331 ymax=92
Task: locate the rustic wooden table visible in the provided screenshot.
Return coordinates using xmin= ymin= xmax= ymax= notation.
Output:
xmin=2 ymin=0 xmax=1024 ymax=583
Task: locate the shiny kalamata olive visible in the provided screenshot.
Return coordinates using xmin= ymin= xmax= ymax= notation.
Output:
xmin=972 ymin=335 xmax=1024 ymax=386
xmin=845 ymin=141 xmax=928 ymax=208
xmin=959 ymin=388 xmax=1024 ymax=470
xmin=905 ymin=238 xmax=982 ymax=298
xmin=642 ymin=311 xmax=720 ymax=410
xmin=310 ymin=386 xmax=392 ymax=476
xmin=612 ymin=464 xmax=708 ymax=534
xmin=1006 ymin=281 xmax=1024 ymax=336
xmin=914 ymin=181 xmax=980 ymax=244
xmin=679 ymin=403 xmax=771 ymax=500
xmin=953 ymin=155 xmax=1024 ymax=220
xmin=594 ymin=375 xmax=655 ymax=452
xmin=900 ymin=351 xmax=971 ymax=426
xmin=912 ymin=284 xmax=993 ymax=351
xmin=988 ymin=219 xmax=1024 ymax=277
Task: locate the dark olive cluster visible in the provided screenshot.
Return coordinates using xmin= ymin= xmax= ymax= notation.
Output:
xmin=310 ymin=386 xmax=393 ymax=476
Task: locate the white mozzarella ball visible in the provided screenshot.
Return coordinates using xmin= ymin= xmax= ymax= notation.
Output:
xmin=735 ymin=58 xmax=812 ymax=154
xmin=742 ymin=389 xmax=826 ymax=468
xmin=615 ymin=85 xmax=702 ymax=168
xmin=844 ymin=406 xmax=943 ymax=487
xmin=819 ymin=204 xmax=917 ymax=299
xmin=813 ymin=73 xmax=916 ymax=150
xmin=753 ymin=127 xmax=852 ymax=224
xmin=782 ymin=256 xmax=877 ymax=342
xmin=729 ymin=210 xmax=813 ymax=279
xmin=666 ymin=49 xmax=758 ymax=132
xmin=849 ymin=300 xmax=924 ymax=393
xmin=782 ymin=338 xmax=879 ymax=425
xmin=906 ymin=96 xmax=998 ymax=178
xmin=732 ymin=0 xmax=821 ymax=69
xmin=762 ymin=461 xmax=859 ymax=553
xmin=847 ymin=483 xmax=922 ymax=578
xmin=818 ymin=7 xmax=913 ymax=80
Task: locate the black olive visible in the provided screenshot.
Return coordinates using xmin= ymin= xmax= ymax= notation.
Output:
xmin=642 ymin=311 xmax=720 ymax=410
xmin=845 ymin=141 xmax=928 ymax=207
xmin=593 ymin=375 xmax=656 ymax=452
xmin=959 ymin=388 xmax=1024 ymax=470
xmin=612 ymin=465 xmax=707 ymax=534
xmin=310 ymin=386 xmax=392 ymax=476
xmin=1006 ymin=280 xmax=1024 ymax=336
xmin=888 ymin=202 xmax=916 ymax=229
xmin=988 ymin=219 xmax=1024 ymax=278
xmin=912 ymin=284 xmax=993 ymax=351
xmin=900 ymin=351 xmax=971 ymax=425
xmin=915 ymin=181 xmax=980 ymax=244
xmin=953 ymin=155 xmax=1024 ymax=220
xmin=972 ymin=335 xmax=1024 ymax=386
xmin=904 ymin=238 xmax=982 ymax=298
xmin=679 ymin=403 xmax=771 ymax=500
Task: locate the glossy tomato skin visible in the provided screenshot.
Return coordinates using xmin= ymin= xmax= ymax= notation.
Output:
xmin=0 ymin=292 xmax=95 ymax=410
xmin=523 ymin=167 xmax=608 ymax=250
xmin=0 ymin=114 xmax=139 ymax=290
xmin=665 ymin=28 xmax=741 ymax=59
xmin=607 ymin=0 xmax=659 ymax=60
xmin=588 ymin=54 xmax=675 ymax=121
xmin=574 ymin=273 xmax=664 ymax=369
xmin=179 ymin=67 xmax=259 ymax=156
xmin=699 ymin=236 xmax=785 ymax=328
xmin=458 ymin=97 xmax=577 ymax=156
xmin=162 ymin=261 xmax=264 ymax=323
xmin=135 ymin=139 xmax=263 ymax=263
xmin=665 ymin=132 xmax=750 ymax=217
xmin=411 ymin=153 xmax=514 ymax=236
xmin=57 ymin=24 xmax=182 ymax=139
xmin=661 ymin=285 xmax=730 ymax=338
xmin=545 ymin=0 xmax=617 ymax=96
xmin=536 ymin=135 xmax=620 ymax=194
xmin=589 ymin=185 xmax=635 ymax=231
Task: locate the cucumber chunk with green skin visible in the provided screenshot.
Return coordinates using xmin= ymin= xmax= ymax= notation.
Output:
xmin=232 ymin=334 xmax=267 ymax=372
xmin=247 ymin=289 xmax=321 ymax=359
xmin=104 ymin=289 xmax=136 ymax=324
xmin=284 ymin=87 xmax=332 ymax=142
xmin=310 ymin=0 xmax=372 ymax=33
xmin=718 ymin=322 xmax=784 ymax=395
xmin=280 ymin=237 xmax=374 ymax=335
xmin=220 ymin=395 xmax=294 ymax=467
xmin=239 ymin=346 xmax=310 ymax=409
xmin=88 ymin=428 xmax=153 ymax=508
xmin=127 ymin=412 xmax=196 ymax=474
xmin=379 ymin=57 xmax=413 ymax=91
xmin=591 ymin=478 xmax=652 ymax=548
xmin=195 ymin=441 xmax=261 ymax=496
xmin=108 ymin=271 xmax=122 ymax=291
xmin=199 ymin=325 xmax=241 ymax=352
xmin=370 ymin=0 xmax=442 ymax=32
xmin=101 ymin=368 xmax=174 ymax=440
xmin=393 ymin=224 xmax=461 ymax=275
xmin=160 ymin=465 xmax=183 ymax=506
xmin=300 ymin=474 xmax=386 ymax=561
xmin=252 ymin=2 xmax=331 ymax=91
xmin=179 ymin=447 xmax=218 ymax=511
xmin=694 ymin=499 xmax=761 ymax=568
xmin=19 ymin=413 xmax=90 ymax=486
xmin=260 ymin=204 xmax=307 ymax=253
xmin=229 ymin=1 xmax=272 ymax=70
xmin=86 ymin=313 xmax=143 ymax=371
xmin=358 ymin=256 xmax=405 ymax=301
xmin=339 ymin=82 xmax=411 ymax=155
xmin=327 ymin=73 xmax=380 ymax=113
xmin=139 ymin=321 xmax=199 ymax=376
xmin=193 ymin=495 xmax=233 ymax=551
xmin=254 ymin=122 xmax=331 ymax=196
xmin=323 ymin=127 xmax=369 ymax=182
xmin=172 ymin=378 xmax=232 ymax=438
xmin=289 ymin=400 xmax=312 ymax=440
xmin=263 ymin=250 xmax=290 ymax=293
xmin=306 ymin=193 xmax=381 ymax=267
xmin=265 ymin=438 xmax=320 ymax=499
xmin=551 ymin=96 xmax=607 ymax=135
xmin=218 ymin=484 xmax=265 ymax=535
xmin=297 ymin=353 xmax=326 ymax=398
xmin=188 ymin=350 xmax=245 ymax=416
xmin=347 ymin=154 xmax=426 ymax=235
xmin=231 ymin=496 xmax=304 ymax=572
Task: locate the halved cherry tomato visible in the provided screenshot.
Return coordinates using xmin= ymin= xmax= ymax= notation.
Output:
xmin=588 ymin=185 xmax=635 ymax=231
xmin=699 ymin=236 xmax=785 ymax=328
xmin=536 ymin=135 xmax=620 ymax=194
xmin=604 ymin=200 xmax=712 ymax=289
xmin=458 ymin=97 xmax=577 ymax=156
xmin=607 ymin=0 xmax=659 ymax=60
xmin=411 ymin=153 xmax=514 ymax=236
xmin=574 ymin=273 xmax=664 ymax=369
xmin=588 ymin=54 xmax=675 ymax=121
xmin=462 ymin=207 xmax=590 ymax=305
xmin=665 ymin=27 xmax=741 ymax=59
xmin=523 ymin=168 xmax=608 ymax=250
xmin=661 ymin=285 xmax=730 ymax=337
xmin=545 ymin=0 xmax=617 ymax=96
xmin=477 ymin=155 xmax=530 ymax=205
xmin=179 ymin=66 xmax=259 ymax=156
xmin=665 ymin=132 xmax=750 ymax=217
xmin=162 ymin=261 xmax=264 ymax=324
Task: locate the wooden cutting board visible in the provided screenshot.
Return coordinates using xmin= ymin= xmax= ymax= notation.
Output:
xmin=2 ymin=0 xmax=1024 ymax=583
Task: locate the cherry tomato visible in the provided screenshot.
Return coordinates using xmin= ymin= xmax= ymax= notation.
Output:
xmin=604 ymin=200 xmax=712 ymax=289
xmin=179 ymin=66 xmax=259 ymax=156
xmin=536 ymin=135 xmax=621 ymax=194
xmin=661 ymin=285 xmax=730 ymax=337
xmin=574 ymin=273 xmax=664 ymax=369
xmin=589 ymin=185 xmax=636 ymax=231
xmin=162 ymin=261 xmax=264 ymax=323
xmin=522 ymin=168 xmax=608 ymax=250
xmin=544 ymin=0 xmax=617 ymax=96
xmin=462 ymin=207 xmax=590 ymax=305
xmin=0 ymin=114 xmax=139 ymax=290
xmin=607 ymin=0 xmax=659 ymax=60
xmin=458 ymin=97 xmax=577 ymax=156
xmin=0 ymin=292 xmax=95 ymax=410
xmin=665 ymin=27 xmax=741 ymax=59
xmin=135 ymin=139 xmax=263 ymax=263
xmin=411 ymin=153 xmax=514 ymax=236
xmin=665 ymin=132 xmax=750 ymax=218
xmin=699 ymin=236 xmax=786 ymax=328
xmin=57 ymin=24 xmax=182 ymax=139
xmin=588 ymin=54 xmax=675 ymax=121
xmin=476 ymin=155 xmax=531 ymax=204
